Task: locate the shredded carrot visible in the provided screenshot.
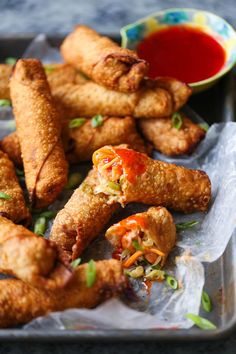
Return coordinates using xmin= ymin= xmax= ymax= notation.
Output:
xmin=147 ymin=248 xmax=165 ymax=257
xmin=101 ymin=157 xmax=119 ymax=170
xmin=123 ymin=250 xmax=143 ymax=268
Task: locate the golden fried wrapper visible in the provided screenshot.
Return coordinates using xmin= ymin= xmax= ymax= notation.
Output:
xmin=0 ymin=64 xmax=12 ymax=100
xmin=10 ymin=59 xmax=68 ymax=208
xmin=93 ymin=146 xmax=211 ymax=213
xmin=50 ymin=170 xmax=119 ymax=260
xmin=0 ymin=132 xmax=22 ymax=167
xmin=0 ymin=149 xmax=29 ymax=224
xmin=139 ymin=114 xmax=206 ymax=156
xmin=61 ymin=25 xmax=148 ymax=93
xmin=106 ymin=206 xmax=176 ymax=266
xmin=53 ymin=78 xmax=191 ymax=119
xmin=0 ymin=215 xmax=71 ymax=289
xmin=67 ymin=116 xmax=148 ymax=163
xmin=0 ymin=259 xmax=125 ymax=328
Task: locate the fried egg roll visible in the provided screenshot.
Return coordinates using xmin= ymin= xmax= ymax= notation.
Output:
xmin=67 ymin=116 xmax=148 ymax=163
xmin=53 ymin=78 xmax=192 ymax=119
xmin=93 ymin=146 xmax=211 ymax=213
xmin=0 ymin=132 xmax=22 ymax=167
xmin=61 ymin=25 xmax=148 ymax=93
xmin=106 ymin=207 xmax=176 ymax=270
xmin=0 ymin=259 xmax=124 ymax=328
xmin=0 ymin=215 xmax=71 ymax=289
xmin=10 ymin=59 xmax=68 ymax=208
xmin=0 ymin=150 xmax=29 ymax=224
xmin=50 ymin=170 xmax=119 ymax=260
xmin=139 ymin=114 xmax=206 ymax=156
xmin=0 ymin=64 xmax=12 ymax=100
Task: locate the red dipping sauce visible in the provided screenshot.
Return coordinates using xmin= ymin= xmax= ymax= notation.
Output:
xmin=137 ymin=25 xmax=226 ymax=83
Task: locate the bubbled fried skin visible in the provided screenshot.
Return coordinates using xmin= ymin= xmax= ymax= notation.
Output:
xmin=0 ymin=215 xmax=72 ymax=290
xmin=0 ymin=150 xmax=29 ymax=224
xmin=52 ymin=77 xmax=191 ymax=120
xmin=106 ymin=206 xmax=176 ymax=265
xmin=139 ymin=114 xmax=206 ymax=156
xmin=93 ymin=146 xmax=211 ymax=213
xmin=0 ymin=132 xmax=23 ymax=167
xmin=0 ymin=64 xmax=12 ymax=100
xmin=61 ymin=25 xmax=148 ymax=93
xmin=67 ymin=116 xmax=148 ymax=163
xmin=10 ymin=59 xmax=68 ymax=208
xmin=0 ymin=259 xmax=125 ymax=328
xmin=50 ymin=170 xmax=119 ymax=260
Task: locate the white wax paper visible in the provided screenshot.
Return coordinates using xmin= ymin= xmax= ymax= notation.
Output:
xmin=0 ymin=36 xmax=235 ymax=330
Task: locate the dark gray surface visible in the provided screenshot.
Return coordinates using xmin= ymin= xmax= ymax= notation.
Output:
xmin=0 ymin=0 xmax=236 ymax=353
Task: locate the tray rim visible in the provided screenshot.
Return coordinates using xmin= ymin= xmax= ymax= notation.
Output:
xmin=0 ymin=34 xmax=235 ymax=342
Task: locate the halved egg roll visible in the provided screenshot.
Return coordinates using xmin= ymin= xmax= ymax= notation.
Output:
xmin=50 ymin=170 xmax=119 ymax=260
xmin=0 ymin=64 xmax=12 ymax=100
xmin=106 ymin=207 xmax=176 ymax=277
xmin=61 ymin=25 xmax=148 ymax=93
xmin=139 ymin=114 xmax=206 ymax=156
xmin=53 ymin=78 xmax=192 ymax=119
xmin=10 ymin=59 xmax=68 ymax=208
xmin=0 ymin=132 xmax=22 ymax=167
xmin=0 ymin=215 xmax=71 ymax=289
xmin=0 ymin=150 xmax=29 ymax=224
xmin=67 ymin=116 xmax=148 ymax=163
xmin=92 ymin=146 xmax=211 ymax=213
xmin=0 ymin=259 xmax=124 ymax=328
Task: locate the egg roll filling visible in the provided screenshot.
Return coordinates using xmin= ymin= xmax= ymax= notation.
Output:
xmin=105 ymin=207 xmax=176 ymax=281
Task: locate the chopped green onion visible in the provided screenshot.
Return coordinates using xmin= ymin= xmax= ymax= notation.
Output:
xmin=128 ymin=266 xmax=144 ymax=278
xmin=70 ymin=257 xmax=82 ymax=269
xmin=186 ymin=313 xmax=217 ymax=330
xmin=201 ymin=290 xmax=212 ymax=313
xmin=91 ymin=114 xmax=104 ymax=128
xmin=166 ymin=275 xmax=178 ymax=290
xmin=0 ymin=192 xmax=11 ymax=200
xmin=5 ymin=57 xmax=17 ymax=65
xmin=0 ymin=99 xmax=11 ymax=107
xmin=86 ymin=259 xmax=96 ymax=287
xmin=146 ymin=269 xmax=165 ymax=281
xmin=176 ymin=220 xmax=199 ymax=231
xmin=44 ymin=65 xmax=55 ymax=74
xmin=65 ymin=172 xmax=82 ymax=190
xmin=107 ymin=181 xmax=121 ymax=191
xmin=15 ymin=168 xmax=24 ymax=177
xmin=171 ymin=112 xmax=183 ymax=130
xmin=39 ymin=210 xmax=57 ymax=220
xmin=69 ymin=118 xmax=86 ymax=129
xmin=34 ymin=217 xmax=47 ymax=236
xmin=199 ymin=123 xmax=209 ymax=132
xmin=132 ymin=240 xmax=143 ymax=251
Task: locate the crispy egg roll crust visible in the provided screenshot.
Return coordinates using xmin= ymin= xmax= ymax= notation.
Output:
xmin=0 ymin=64 xmax=12 ymax=100
xmin=2 ymin=116 xmax=148 ymax=166
xmin=139 ymin=115 xmax=206 ymax=156
xmin=10 ymin=59 xmax=68 ymax=208
xmin=0 ymin=150 xmax=29 ymax=224
xmin=50 ymin=170 xmax=119 ymax=260
xmin=0 ymin=259 xmax=124 ymax=328
xmin=0 ymin=215 xmax=71 ymax=289
xmin=94 ymin=146 xmax=211 ymax=213
xmin=53 ymin=78 xmax=191 ymax=119
xmin=61 ymin=25 xmax=148 ymax=93
xmin=68 ymin=116 xmax=148 ymax=162
xmin=106 ymin=206 xmax=176 ymax=265
xmin=0 ymin=132 xmax=22 ymax=167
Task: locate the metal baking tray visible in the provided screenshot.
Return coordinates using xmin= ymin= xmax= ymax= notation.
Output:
xmin=0 ymin=35 xmax=235 ymax=342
